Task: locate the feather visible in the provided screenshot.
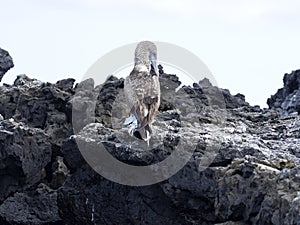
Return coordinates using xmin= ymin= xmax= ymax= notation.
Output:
xmin=124 ymin=41 xmax=160 ymax=142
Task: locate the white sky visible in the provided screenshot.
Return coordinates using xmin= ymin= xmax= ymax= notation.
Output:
xmin=1 ymin=0 xmax=300 ymax=107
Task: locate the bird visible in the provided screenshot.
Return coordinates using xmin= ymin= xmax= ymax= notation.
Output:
xmin=124 ymin=41 xmax=160 ymax=144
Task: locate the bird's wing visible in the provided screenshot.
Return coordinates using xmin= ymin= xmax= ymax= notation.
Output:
xmin=124 ymin=70 xmax=160 ymax=129
xmin=142 ymin=74 xmax=160 ymax=127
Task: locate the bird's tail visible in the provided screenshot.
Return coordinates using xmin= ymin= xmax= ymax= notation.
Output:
xmin=133 ymin=124 xmax=152 ymax=143
xmin=124 ymin=114 xmax=152 ymax=144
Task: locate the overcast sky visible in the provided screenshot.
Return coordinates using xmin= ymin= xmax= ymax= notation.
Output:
xmin=1 ymin=0 xmax=300 ymax=107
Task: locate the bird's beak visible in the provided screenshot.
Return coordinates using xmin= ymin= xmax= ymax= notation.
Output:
xmin=150 ymin=53 xmax=159 ymax=76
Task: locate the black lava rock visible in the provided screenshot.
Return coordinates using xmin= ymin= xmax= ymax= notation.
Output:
xmin=0 ymin=119 xmax=51 ymax=202
xmin=268 ymin=69 xmax=300 ymax=115
xmin=0 ymin=184 xmax=62 ymax=224
xmin=0 ymin=50 xmax=299 ymax=225
xmin=0 ymin=48 xmax=14 ymax=82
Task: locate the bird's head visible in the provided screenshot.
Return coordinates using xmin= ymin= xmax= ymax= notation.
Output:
xmin=134 ymin=41 xmax=159 ymax=76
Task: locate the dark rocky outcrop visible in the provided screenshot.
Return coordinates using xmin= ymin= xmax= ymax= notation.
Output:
xmin=0 ymin=74 xmax=74 ymax=148
xmin=268 ymin=69 xmax=300 ymax=115
xmin=0 ymin=184 xmax=62 ymax=224
xmin=60 ymin=100 xmax=300 ymax=225
xmin=0 ymin=48 xmax=14 ymax=82
xmin=0 ymin=119 xmax=52 ymax=202
xmin=0 ymin=49 xmax=299 ymax=225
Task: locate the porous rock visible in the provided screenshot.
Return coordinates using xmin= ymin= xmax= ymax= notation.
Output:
xmin=0 ymin=184 xmax=62 ymax=224
xmin=268 ymin=69 xmax=300 ymax=115
xmin=0 ymin=119 xmax=51 ymax=202
xmin=0 ymin=48 xmax=14 ymax=82
xmin=0 ymin=57 xmax=299 ymax=225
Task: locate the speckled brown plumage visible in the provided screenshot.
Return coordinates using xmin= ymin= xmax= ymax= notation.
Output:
xmin=124 ymin=41 xmax=160 ymax=142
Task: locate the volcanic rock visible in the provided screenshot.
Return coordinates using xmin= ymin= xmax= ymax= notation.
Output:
xmin=0 ymin=48 xmax=14 ymax=82
xmin=59 ymin=96 xmax=300 ymax=224
xmin=0 ymin=50 xmax=299 ymax=225
xmin=0 ymin=119 xmax=51 ymax=202
xmin=268 ymin=69 xmax=300 ymax=115
xmin=0 ymin=184 xmax=62 ymax=224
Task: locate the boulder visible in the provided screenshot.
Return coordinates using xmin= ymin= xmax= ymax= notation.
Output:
xmin=268 ymin=70 xmax=300 ymax=115
xmin=0 ymin=48 xmax=14 ymax=82
xmin=0 ymin=119 xmax=51 ymax=202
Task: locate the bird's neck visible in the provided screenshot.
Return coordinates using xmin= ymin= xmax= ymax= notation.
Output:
xmin=134 ymin=48 xmax=150 ymax=71
xmin=134 ymin=64 xmax=149 ymax=73
xmin=134 ymin=53 xmax=150 ymax=73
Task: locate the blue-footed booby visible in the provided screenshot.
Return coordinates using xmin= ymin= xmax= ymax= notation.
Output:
xmin=124 ymin=41 xmax=160 ymax=144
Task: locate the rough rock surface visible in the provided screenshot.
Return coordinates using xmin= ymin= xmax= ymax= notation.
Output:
xmin=59 ymin=101 xmax=300 ymax=225
xmin=0 ymin=48 xmax=14 ymax=82
xmin=0 ymin=119 xmax=52 ymax=202
xmin=0 ymin=75 xmax=74 ymax=149
xmin=0 ymin=52 xmax=299 ymax=225
xmin=268 ymin=69 xmax=300 ymax=115
xmin=0 ymin=184 xmax=62 ymax=225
